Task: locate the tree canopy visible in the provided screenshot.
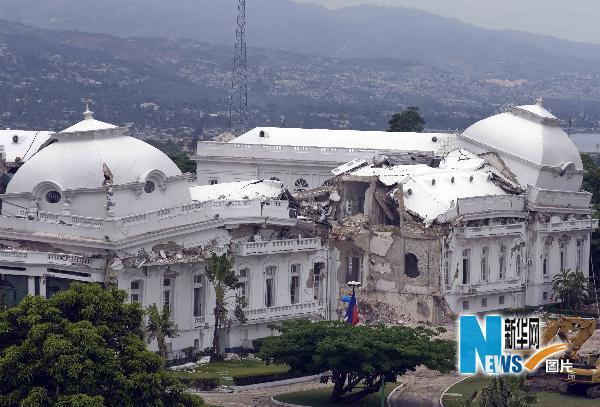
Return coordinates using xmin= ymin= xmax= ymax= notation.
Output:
xmin=387 ymin=106 xmax=426 ymax=132
xmin=258 ymin=320 xmax=455 ymax=403
xmin=0 ymin=282 xmax=204 ymax=407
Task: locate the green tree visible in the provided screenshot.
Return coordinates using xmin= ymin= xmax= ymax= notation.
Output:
xmin=258 ymin=320 xmax=455 ymax=404
xmin=147 ymin=139 xmax=196 ymax=174
xmin=582 ymin=153 xmax=600 ymax=290
xmin=387 ymin=106 xmax=426 ymax=132
xmin=0 ymin=282 xmax=204 ymax=407
xmin=479 ymin=376 xmax=536 ymax=407
xmin=552 ymin=268 xmax=590 ymax=310
xmin=146 ymin=303 xmax=178 ymax=359
xmin=205 ymin=254 xmax=247 ymax=359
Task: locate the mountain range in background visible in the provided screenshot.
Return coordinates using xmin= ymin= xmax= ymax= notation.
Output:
xmin=0 ymin=0 xmax=600 ymax=137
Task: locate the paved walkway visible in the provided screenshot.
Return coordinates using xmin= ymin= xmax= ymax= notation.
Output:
xmin=388 ymin=367 xmax=461 ymax=407
xmin=191 ymin=380 xmax=327 ymax=407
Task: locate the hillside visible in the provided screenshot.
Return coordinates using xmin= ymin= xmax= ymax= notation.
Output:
xmin=1 ymin=20 xmax=600 ymax=138
xmin=2 ymin=0 xmax=600 ymax=78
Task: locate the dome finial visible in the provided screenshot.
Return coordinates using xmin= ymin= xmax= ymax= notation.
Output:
xmin=83 ymin=104 xmax=94 ymax=120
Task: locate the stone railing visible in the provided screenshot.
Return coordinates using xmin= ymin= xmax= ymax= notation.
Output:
xmin=0 ymin=249 xmax=105 ymax=268
xmin=234 ymin=237 xmax=322 ymax=256
xmin=533 ymin=218 xmax=598 ymax=233
xmin=0 ymin=199 xmax=291 ymax=242
xmin=243 ymin=300 xmax=325 ymax=322
xmin=195 ymin=141 xmax=438 ymax=163
xmin=457 ymin=223 xmax=525 ymax=239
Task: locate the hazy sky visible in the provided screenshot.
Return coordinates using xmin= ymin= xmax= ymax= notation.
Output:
xmin=295 ymin=0 xmax=600 ymax=43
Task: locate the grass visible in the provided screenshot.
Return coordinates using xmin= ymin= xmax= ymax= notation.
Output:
xmin=167 ymin=359 xmax=289 ymax=386
xmin=442 ymin=375 xmax=600 ymax=407
xmin=274 ymin=382 xmax=398 ymax=406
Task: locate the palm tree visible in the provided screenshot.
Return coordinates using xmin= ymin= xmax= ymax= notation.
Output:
xmin=205 ymin=253 xmax=247 ymax=359
xmin=146 ymin=303 xmax=178 ymax=359
xmin=552 ymin=269 xmax=590 ymax=310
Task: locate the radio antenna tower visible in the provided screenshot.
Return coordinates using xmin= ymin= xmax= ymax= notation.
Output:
xmin=229 ymin=0 xmax=248 ymax=134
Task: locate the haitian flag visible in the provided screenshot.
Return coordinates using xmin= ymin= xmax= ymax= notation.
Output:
xmin=344 ymin=291 xmax=359 ymax=325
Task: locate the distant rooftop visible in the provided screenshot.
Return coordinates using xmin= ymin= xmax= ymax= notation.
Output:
xmin=230 ymin=127 xmax=452 ymax=154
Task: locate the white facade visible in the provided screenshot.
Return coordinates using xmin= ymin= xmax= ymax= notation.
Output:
xmin=0 ymin=111 xmax=331 ymax=356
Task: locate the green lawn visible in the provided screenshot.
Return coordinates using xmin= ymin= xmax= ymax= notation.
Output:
xmin=274 ymin=383 xmax=398 ymax=407
xmin=442 ymin=376 xmax=600 ymax=407
xmin=168 ymin=359 xmax=289 ymax=386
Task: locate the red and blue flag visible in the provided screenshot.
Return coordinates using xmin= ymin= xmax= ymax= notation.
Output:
xmin=344 ymin=291 xmax=359 ymax=325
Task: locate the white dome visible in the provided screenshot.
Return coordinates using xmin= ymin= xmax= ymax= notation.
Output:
xmin=4 ymin=111 xmax=192 ymax=218
xmin=458 ymin=101 xmax=583 ymax=191
xmin=6 ymin=135 xmax=183 ymax=193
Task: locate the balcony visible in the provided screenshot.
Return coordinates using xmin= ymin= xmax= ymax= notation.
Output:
xmin=0 ymin=199 xmax=291 ymax=243
xmin=533 ymin=219 xmax=599 ymax=233
xmin=234 ymin=237 xmax=322 ymax=256
xmin=456 ymin=223 xmax=525 ymax=239
xmin=243 ymin=300 xmax=325 ymax=323
xmin=0 ymin=249 xmax=106 ymax=269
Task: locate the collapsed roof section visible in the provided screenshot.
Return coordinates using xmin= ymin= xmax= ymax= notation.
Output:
xmin=189 ymin=179 xmax=293 ymax=202
xmin=320 ymin=149 xmax=524 ymax=227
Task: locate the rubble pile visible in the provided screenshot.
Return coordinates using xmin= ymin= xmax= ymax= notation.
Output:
xmin=330 ymin=214 xmax=369 ymax=240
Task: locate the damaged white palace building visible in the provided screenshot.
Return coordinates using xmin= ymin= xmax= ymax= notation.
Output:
xmin=0 ymin=100 xmax=596 ymax=354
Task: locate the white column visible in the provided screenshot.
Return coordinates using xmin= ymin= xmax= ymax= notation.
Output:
xmin=27 ymin=276 xmax=35 ymax=296
xmin=39 ymin=276 xmax=47 ymax=298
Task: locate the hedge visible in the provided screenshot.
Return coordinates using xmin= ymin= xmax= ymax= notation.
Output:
xmin=175 ymin=377 xmax=220 ymax=391
xmin=233 ymin=370 xmax=303 ymax=386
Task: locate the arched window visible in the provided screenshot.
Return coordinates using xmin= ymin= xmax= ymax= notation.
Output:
xmin=294 ymin=178 xmax=309 ymax=192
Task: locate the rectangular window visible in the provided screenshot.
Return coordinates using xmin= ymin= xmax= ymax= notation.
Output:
xmin=560 ymin=242 xmax=566 ymax=272
xmin=193 ymin=274 xmax=203 ymax=317
xmin=163 ymin=278 xmax=174 ymax=317
xmin=238 ymin=268 xmax=249 ymax=306
xmin=498 ymin=245 xmax=506 ymax=280
xmin=499 ymin=295 xmax=505 ymax=305
xmin=348 ymin=256 xmax=360 ymax=282
xmin=290 ymin=264 xmax=300 ymax=304
xmin=543 ymin=244 xmax=550 ymax=277
xmin=209 ymin=179 xmax=218 ymax=185
xmin=481 ymin=246 xmax=489 ymax=282
xmin=577 ymin=239 xmax=583 ymax=271
xmin=481 ymin=298 xmax=487 ymax=307
xmin=462 ymin=300 xmax=469 ymax=310
xmin=543 ymin=292 xmax=548 ymax=302
xmin=314 ymin=262 xmax=325 ymax=300
xmin=130 ymin=280 xmax=143 ymax=304
xmin=444 ymin=251 xmax=451 ymax=287
xmin=163 ymin=290 xmax=171 ymax=312
xmin=462 ymin=249 xmax=471 ymax=284
xmin=265 ymin=266 xmax=276 ymax=307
